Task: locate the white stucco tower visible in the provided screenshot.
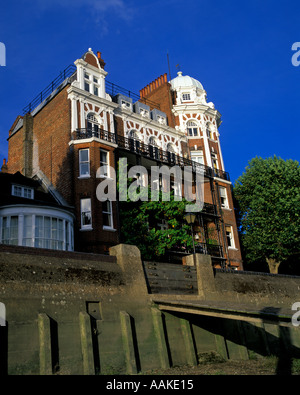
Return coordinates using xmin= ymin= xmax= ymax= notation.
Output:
xmin=170 ymin=71 xmax=225 ymax=175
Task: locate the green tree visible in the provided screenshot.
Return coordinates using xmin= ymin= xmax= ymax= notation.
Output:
xmin=234 ymin=156 xmax=300 ymax=274
xmin=119 ymin=188 xmax=194 ymax=261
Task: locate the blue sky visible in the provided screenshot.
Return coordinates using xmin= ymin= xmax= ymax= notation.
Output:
xmin=0 ymin=0 xmax=299 ymax=183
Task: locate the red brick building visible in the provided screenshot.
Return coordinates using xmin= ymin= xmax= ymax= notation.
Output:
xmin=1 ymin=48 xmax=243 ymax=269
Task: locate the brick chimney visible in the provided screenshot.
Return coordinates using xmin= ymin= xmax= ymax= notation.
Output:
xmin=1 ymin=158 xmax=8 ymax=173
xmin=97 ymin=51 xmax=106 ymax=69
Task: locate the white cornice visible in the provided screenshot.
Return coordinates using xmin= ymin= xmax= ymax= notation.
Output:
xmin=172 ymin=104 xmax=221 ymax=120
xmin=67 ymin=85 xmax=118 ymax=111
xmin=114 ymin=108 xmax=185 ymax=139
xmin=74 ymin=58 xmax=108 ymax=77
xmin=69 ymin=137 xmax=118 ymax=149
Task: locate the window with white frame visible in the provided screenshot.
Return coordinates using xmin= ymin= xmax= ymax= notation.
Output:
xmin=121 ymin=100 xmax=131 ymax=109
xmin=80 ymin=198 xmax=92 ymax=229
xmin=140 ymin=108 xmax=149 ymax=118
xmin=167 ymin=143 xmax=176 ymax=163
xmin=100 ymin=149 xmax=109 ymax=178
xmin=12 ymin=184 xmax=34 ymax=199
xmin=149 ymin=136 xmax=159 ymax=159
xmin=206 ymin=123 xmax=213 ymax=139
xmin=87 ymin=113 xmax=100 ymax=133
xmin=79 ymin=149 xmax=90 ymax=177
xmin=182 ymin=93 xmax=191 ymax=101
xmin=187 ymin=121 xmax=198 ymax=137
xmin=225 ymin=225 xmax=235 ymax=248
xmin=128 ymin=130 xmax=141 ymax=152
xmin=84 ymin=72 xmax=100 ymax=97
xmin=191 ymin=150 xmax=204 ymax=165
xmin=1 ymin=216 xmax=18 ymax=245
xmin=0 ymin=211 xmax=73 ymax=251
xmin=157 ymin=115 xmax=166 ymax=125
xmin=211 ymin=152 xmax=218 ymax=170
xmin=219 ymin=187 xmax=229 ymax=209
xmin=34 ymin=216 xmax=66 ymax=250
xmin=102 ymin=200 xmax=113 ymax=229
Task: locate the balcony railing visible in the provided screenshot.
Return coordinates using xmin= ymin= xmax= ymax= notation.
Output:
xmin=71 ymin=129 xmax=230 ymax=181
xmin=213 ymin=168 xmax=230 ymax=181
xmin=195 ymin=242 xmax=224 ymax=258
xmin=73 ymin=128 xmax=116 ymax=144
xmin=106 ymin=80 xmax=161 ymax=110
xmin=117 ymin=135 xmax=214 ymax=178
xmin=202 ymin=202 xmax=219 ymax=216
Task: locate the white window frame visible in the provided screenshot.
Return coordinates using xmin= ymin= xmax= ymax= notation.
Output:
xmin=80 ymin=198 xmax=92 ymax=230
xmin=0 ymin=210 xmax=74 ymax=251
xmin=157 ymin=115 xmax=166 ymax=125
xmin=211 ymin=152 xmax=218 ymax=170
xmin=191 ymin=150 xmax=204 ymax=165
xmin=225 ymin=225 xmax=235 ymax=249
xmin=12 ymin=184 xmax=34 ymax=199
xmin=187 ymin=121 xmax=198 ymax=137
xmin=182 ymin=93 xmax=191 ymax=101
xmin=100 ymin=149 xmax=109 ymax=178
xmin=102 ymin=200 xmax=114 ymax=230
xmin=121 ymin=100 xmax=131 ymax=110
xmin=219 ymin=186 xmax=229 ymax=209
xmin=84 ymin=72 xmax=100 ymax=97
xmin=79 ymin=148 xmax=90 ymax=178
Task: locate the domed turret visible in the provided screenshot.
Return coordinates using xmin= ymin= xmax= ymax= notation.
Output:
xmin=170 ymin=71 xmax=204 ymax=91
xmin=170 ymin=71 xmax=209 ymax=106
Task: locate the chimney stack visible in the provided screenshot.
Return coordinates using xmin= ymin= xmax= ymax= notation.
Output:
xmin=97 ymin=51 xmax=106 ymax=69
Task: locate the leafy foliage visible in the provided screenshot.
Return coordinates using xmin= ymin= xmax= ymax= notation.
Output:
xmin=233 ymin=156 xmax=300 ymax=272
xmin=119 ymin=187 xmax=194 ymax=261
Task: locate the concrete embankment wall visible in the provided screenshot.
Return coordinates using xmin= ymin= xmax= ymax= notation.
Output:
xmin=0 ymin=245 xmax=300 ymax=375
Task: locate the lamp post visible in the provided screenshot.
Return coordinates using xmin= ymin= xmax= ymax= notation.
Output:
xmin=184 ymin=212 xmax=196 ymax=254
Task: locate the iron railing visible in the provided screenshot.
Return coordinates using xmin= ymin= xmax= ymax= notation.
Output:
xmin=106 ymin=80 xmax=160 ymax=110
xmin=71 ymin=130 xmax=230 ymax=181
xmin=73 ymin=128 xmax=116 ymax=144
xmin=194 ymin=242 xmax=224 ymax=258
xmin=117 ymin=135 xmax=214 ymax=178
xmin=23 ymin=64 xmax=77 ymax=114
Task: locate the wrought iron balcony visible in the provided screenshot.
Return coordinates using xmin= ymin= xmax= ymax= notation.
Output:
xmin=71 ymin=129 xmax=230 ymax=181
xmin=195 ymin=242 xmax=224 ymax=258
xmin=73 ymin=128 xmax=116 ymax=144
xmin=202 ymin=202 xmax=219 ymax=216
xmin=117 ymin=135 xmax=214 ymax=178
xmin=213 ymin=168 xmax=230 ymax=181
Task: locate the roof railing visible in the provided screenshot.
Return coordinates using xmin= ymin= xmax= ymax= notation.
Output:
xmin=23 ymin=64 xmax=77 ymax=114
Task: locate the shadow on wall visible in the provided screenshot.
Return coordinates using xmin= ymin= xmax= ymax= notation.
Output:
xmin=177 ymin=306 xmax=300 ymax=376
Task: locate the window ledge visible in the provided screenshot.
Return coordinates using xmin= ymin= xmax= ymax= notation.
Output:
xmin=228 ymin=247 xmax=238 ymax=251
xmin=103 ymin=226 xmax=116 ymax=232
xmin=80 ymin=227 xmax=93 ymax=232
xmin=78 ymin=175 xmax=91 ymax=180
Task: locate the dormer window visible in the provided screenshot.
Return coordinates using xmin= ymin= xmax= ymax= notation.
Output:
xmin=12 ymin=184 xmax=34 ymax=199
xmin=140 ymin=108 xmax=149 ymax=118
xmin=121 ymin=100 xmax=131 ymax=109
xmin=182 ymin=93 xmax=191 ymax=101
xmin=84 ymin=71 xmax=100 ymax=96
xmin=157 ymin=115 xmax=166 ymax=125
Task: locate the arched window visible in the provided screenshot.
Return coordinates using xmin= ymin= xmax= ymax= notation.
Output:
xmin=167 ymin=143 xmax=176 ymax=163
xmin=87 ymin=113 xmax=101 ymax=137
xmin=128 ymin=130 xmax=141 ymax=153
xmin=149 ymin=136 xmax=159 ymax=159
xmin=187 ymin=121 xmax=198 ymax=137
